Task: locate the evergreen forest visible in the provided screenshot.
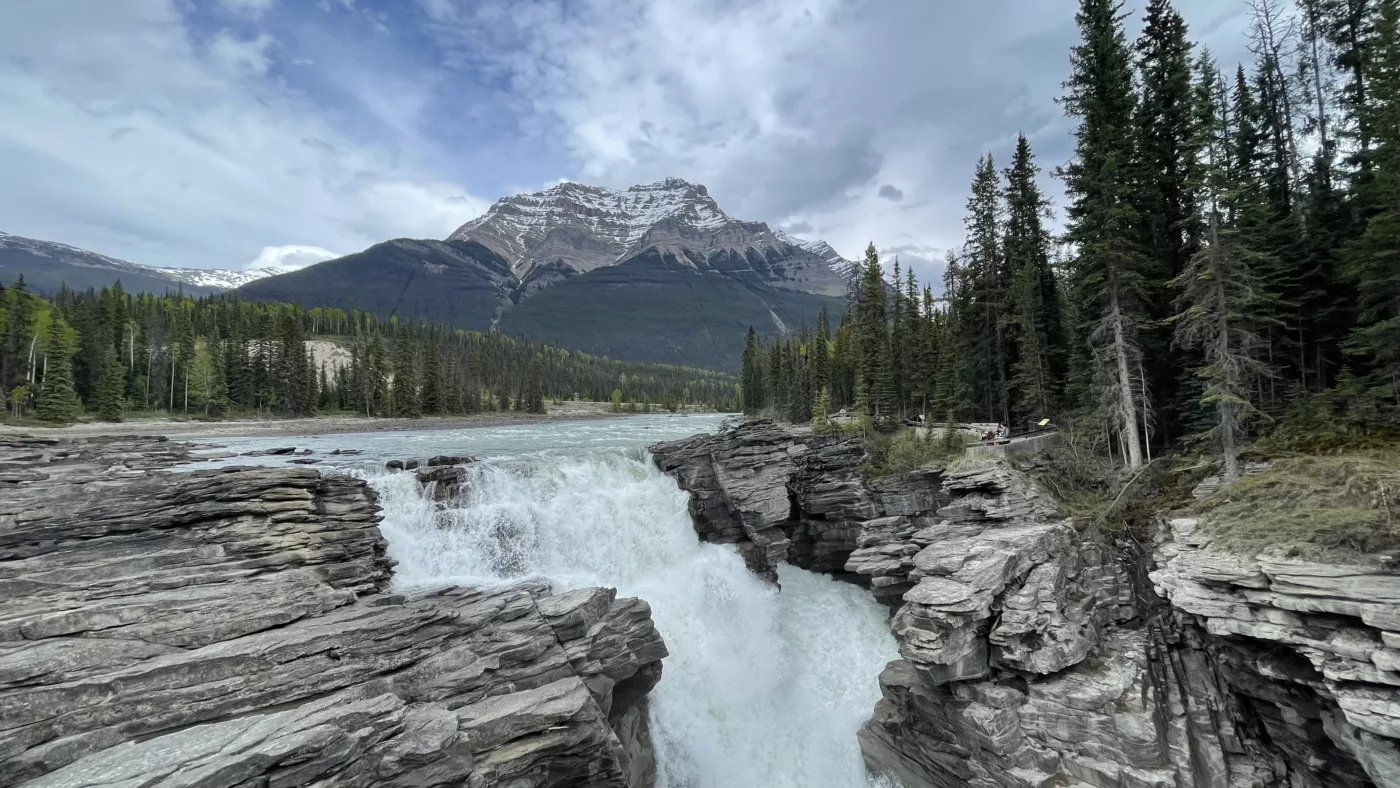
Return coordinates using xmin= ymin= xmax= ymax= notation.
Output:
xmin=0 ymin=281 xmax=738 ymax=424
xmin=741 ymin=0 xmax=1400 ymax=481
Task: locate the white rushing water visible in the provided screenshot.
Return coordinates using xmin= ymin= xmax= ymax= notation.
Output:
xmin=192 ymin=415 xmax=901 ymax=787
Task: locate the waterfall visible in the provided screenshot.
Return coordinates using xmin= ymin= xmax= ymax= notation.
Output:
xmin=364 ymin=448 xmax=902 ymax=788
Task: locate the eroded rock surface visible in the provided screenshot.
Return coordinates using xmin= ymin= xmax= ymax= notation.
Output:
xmin=387 ymin=454 xmax=478 ymax=503
xmin=649 ymin=419 xmax=875 ymax=581
xmin=1153 ymin=517 xmax=1400 ymax=788
xmin=651 ymin=419 xmax=1400 ymax=788
xmin=0 ymin=435 xmax=666 ymax=787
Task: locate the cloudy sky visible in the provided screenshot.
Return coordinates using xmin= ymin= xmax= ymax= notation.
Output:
xmin=0 ymin=0 xmax=1251 ymax=279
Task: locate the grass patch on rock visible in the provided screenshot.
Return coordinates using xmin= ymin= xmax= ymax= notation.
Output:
xmin=1194 ymin=447 xmax=1400 ymax=560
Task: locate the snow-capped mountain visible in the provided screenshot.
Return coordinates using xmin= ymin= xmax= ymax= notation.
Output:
xmin=778 ymin=235 xmax=861 ymax=283
xmin=448 ymin=177 xmax=857 ymax=297
xmin=156 ymin=265 xmax=289 ymax=290
xmin=0 ymin=231 xmax=282 ymax=294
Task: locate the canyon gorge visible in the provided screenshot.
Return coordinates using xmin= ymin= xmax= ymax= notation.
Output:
xmin=1 ymin=416 xmax=1396 ymax=787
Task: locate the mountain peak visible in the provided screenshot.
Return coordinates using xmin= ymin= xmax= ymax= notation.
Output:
xmin=629 ymin=176 xmax=705 ymax=194
xmin=447 ymin=179 xmax=853 ymax=296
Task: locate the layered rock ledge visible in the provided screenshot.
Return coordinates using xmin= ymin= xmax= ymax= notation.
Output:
xmin=651 ymin=419 xmax=1400 ymax=788
xmin=1153 ymin=517 xmax=1400 ymax=787
xmin=0 ymin=435 xmax=666 ymax=787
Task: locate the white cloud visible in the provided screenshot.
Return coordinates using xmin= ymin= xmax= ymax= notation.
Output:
xmin=434 ymin=0 xmax=1250 ymax=281
xmin=207 ymin=31 xmax=275 ymax=76
xmin=0 ymin=0 xmax=487 ymax=269
xmin=219 ymin=0 xmax=276 ymax=20
xmin=247 ymin=244 xmax=340 ymax=270
xmin=0 ymin=0 xmax=1252 ymax=284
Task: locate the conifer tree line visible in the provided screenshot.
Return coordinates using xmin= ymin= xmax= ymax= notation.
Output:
xmin=742 ymin=0 xmax=1400 ymax=479
xmin=0 ymin=281 xmax=737 ymax=423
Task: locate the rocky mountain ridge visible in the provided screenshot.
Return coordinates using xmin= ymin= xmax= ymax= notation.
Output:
xmin=650 ymin=420 xmax=1400 ymax=788
xmin=239 ymin=179 xmax=852 ymax=371
xmin=448 ymin=177 xmax=856 ymax=298
xmin=0 ymin=231 xmax=281 ymax=294
xmin=0 ymin=435 xmax=667 ymax=787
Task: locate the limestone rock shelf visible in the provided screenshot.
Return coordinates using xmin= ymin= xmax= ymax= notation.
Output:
xmin=0 ymin=435 xmax=666 ymax=788
xmin=651 ymin=419 xmax=1400 ymax=788
xmin=1153 ymin=517 xmax=1400 ymax=788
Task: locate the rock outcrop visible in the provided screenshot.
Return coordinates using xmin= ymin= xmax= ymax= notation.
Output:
xmin=649 ymin=420 xmax=876 ymax=582
xmin=0 ymin=435 xmax=666 ymax=787
xmin=650 ymin=419 xmax=1400 ymax=788
xmin=387 ymin=454 xmax=478 ymax=503
xmin=1153 ymin=517 xmax=1400 ymax=788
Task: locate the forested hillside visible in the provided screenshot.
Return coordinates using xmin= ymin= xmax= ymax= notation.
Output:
xmin=743 ymin=0 xmax=1400 ymax=481
xmin=0 ymin=279 xmax=738 ymax=423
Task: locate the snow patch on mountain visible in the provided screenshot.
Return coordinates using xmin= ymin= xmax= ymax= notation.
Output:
xmin=775 ymin=233 xmax=859 ymax=282
xmin=156 ymin=266 xmax=289 ymax=289
xmin=450 ymin=177 xmax=732 ymax=261
xmin=449 ymin=177 xmax=858 ymax=289
xmin=0 ymin=231 xmax=285 ymax=291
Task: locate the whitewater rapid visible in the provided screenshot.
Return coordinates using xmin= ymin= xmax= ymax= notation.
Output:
xmin=366 ymin=445 xmax=902 ymax=788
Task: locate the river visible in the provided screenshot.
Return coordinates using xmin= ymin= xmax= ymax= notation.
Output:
xmin=190 ymin=414 xmax=900 ymax=788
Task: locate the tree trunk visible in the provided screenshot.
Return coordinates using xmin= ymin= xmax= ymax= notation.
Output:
xmin=1303 ymin=2 xmax=1331 ymax=151
xmin=1110 ymin=290 xmax=1144 ymax=469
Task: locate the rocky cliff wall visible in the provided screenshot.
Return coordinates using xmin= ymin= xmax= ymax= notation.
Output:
xmin=651 ymin=420 xmax=1399 ymax=788
xmin=0 ymin=435 xmax=667 ymax=788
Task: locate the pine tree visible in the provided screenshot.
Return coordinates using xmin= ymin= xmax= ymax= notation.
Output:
xmin=390 ymin=337 xmax=420 ymax=417
xmin=741 ymin=326 xmax=763 ymax=413
xmin=1173 ymin=60 xmax=1280 ymax=481
xmin=522 ymin=364 xmax=546 ymax=414
xmin=1322 ymin=0 xmax=1379 ymax=180
xmin=916 ymin=287 xmax=939 ymax=419
xmin=900 ymin=267 xmax=922 ymax=415
xmin=889 ymin=257 xmax=907 ymax=414
xmin=1342 ymin=0 xmax=1400 ymax=402
xmin=1133 ymin=0 xmax=1199 ymax=441
xmin=765 ymin=337 xmax=783 ymax=415
xmin=812 ymin=308 xmax=831 ymax=398
xmin=812 ymin=385 xmax=833 ymax=433
xmin=94 ymin=341 xmax=125 ymax=422
xmin=1134 ymin=0 xmax=1198 ymax=277
xmin=224 ymin=319 xmax=249 ymax=409
xmin=855 ymin=243 xmax=893 ymax=418
xmin=960 ymin=155 xmax=1011 ymax=423
xmin=932 ymin=306 xmax=962 ymax=421
xmin=2 ymin=276 xmax=34 ymax=396
xmin=206 ymin=334 xmax=230 ymax=417
xmin=274 ymin=310 xmax=312 ymax=416
xmin=830 ymin=313 xmax=857 ymax=409
xmin=35 ymin=318 xmax=82 ymax=424
xmin=356 ymin=335 xmax=388 ymax=416
xmin=420 ymin=338 xmax=445 ymax=415
xmin=1061 ymin=0 xmax=1154 ymax=468
xmin=1003 ymin=134 xmax=1068 ymax=423
xmin=173 ymin=308 xmax=196 ymax=414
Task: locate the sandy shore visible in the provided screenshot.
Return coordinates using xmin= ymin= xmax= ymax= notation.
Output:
xmin=0 ymin=401 xmax=676 ymax=440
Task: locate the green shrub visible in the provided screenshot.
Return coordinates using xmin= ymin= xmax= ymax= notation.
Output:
xmin=863 ymin=428 xmax=964 ymax=478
